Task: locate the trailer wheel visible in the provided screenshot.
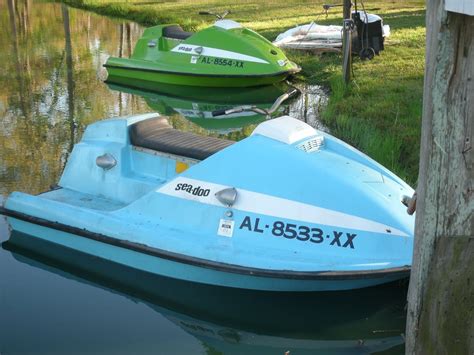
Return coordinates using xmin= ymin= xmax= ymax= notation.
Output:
xmin=359 ymin=47 xmax=375 ymax=61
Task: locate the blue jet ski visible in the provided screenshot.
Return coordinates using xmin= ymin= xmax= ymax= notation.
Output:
xmin=0 ymin=92 xmax=415 ymax=291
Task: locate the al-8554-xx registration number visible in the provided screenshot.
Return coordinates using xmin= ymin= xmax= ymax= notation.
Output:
xmin=200 ymin=56 xmax=244 ymax=68
xmin=239 ymin=216 xmax=357 ymax=249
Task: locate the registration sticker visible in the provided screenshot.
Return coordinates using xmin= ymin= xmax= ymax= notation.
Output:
xmin=190 ymin=56 xmax=199 ymax=64
xmin=218 ymin=219 xmax=235 ymax=237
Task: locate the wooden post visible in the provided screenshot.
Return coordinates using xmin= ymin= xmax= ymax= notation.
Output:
xmin=342 ymin=0 xmax=351 ymax=20
xmin=342 ymin=0 xmax=352 ymax=84
xmin=405 ymin=0 xmax=474 ymax=353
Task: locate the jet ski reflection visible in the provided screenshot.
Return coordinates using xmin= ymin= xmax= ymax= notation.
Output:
xmin=3 ymin=231 xmax=406 ymax=354
xmin=106 ymin=82 xmax=294 ymax=133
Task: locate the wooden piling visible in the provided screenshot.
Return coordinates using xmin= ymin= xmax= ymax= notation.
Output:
xmin=405 ymin=0 xmax=474 ymax=353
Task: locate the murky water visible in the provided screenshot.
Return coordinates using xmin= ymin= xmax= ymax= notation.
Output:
xmin=0 ymin=1 xmax=406 ymax=354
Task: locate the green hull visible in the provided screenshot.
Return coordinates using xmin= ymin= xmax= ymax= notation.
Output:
xmin=104 ymin=22 xmax=300 ymax=88
xmin=105 ymin=62 xmax=297 ymax=88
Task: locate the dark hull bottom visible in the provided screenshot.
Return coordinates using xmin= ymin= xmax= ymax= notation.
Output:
xmin=4 ymin=230 xmax=409 ymax=335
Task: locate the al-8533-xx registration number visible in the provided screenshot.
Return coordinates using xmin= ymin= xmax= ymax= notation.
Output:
xmin=239 ymin=216 xmax=357 ymax=249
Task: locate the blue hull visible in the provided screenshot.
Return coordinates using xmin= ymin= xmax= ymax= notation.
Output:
xmin=5 ymin=215 xmax=409 ymax=291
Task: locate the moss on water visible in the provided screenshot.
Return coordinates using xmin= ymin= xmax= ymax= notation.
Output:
xmin=61 ymin=0 xmax=426 ymax=184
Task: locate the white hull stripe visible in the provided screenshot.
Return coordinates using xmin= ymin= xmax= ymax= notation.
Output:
xmin=157 ymin=177 xmax=409 ymax=237
xmin=171 ymin=44 xmax=269 ymax=64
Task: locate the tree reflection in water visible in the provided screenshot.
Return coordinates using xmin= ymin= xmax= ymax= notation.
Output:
xmin=0 ymin=1 xmax=147 ymax=195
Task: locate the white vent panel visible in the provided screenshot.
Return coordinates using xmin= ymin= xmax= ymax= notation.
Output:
xmin=252 ymin=116 xmax=317 ymax=145
xmin=297 ymin=136 xmax=325 ymax=153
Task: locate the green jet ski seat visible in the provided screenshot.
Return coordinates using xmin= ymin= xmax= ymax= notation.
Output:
xmin=129 ymin=117 xmax=234 ymax=160
xmin=162 ymin=25 xmax=193 ymax=40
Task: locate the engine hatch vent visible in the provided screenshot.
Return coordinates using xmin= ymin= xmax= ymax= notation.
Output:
xmin=297 ymin=136 xmax=324 ymax=153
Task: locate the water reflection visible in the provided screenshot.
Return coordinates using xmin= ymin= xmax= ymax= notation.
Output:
xmin=288 ymin=84 xmax=328 ymax=131
xmin=1 ymin=227 xmax=406 ymax=354
xmin=105 ymin=81 xmax=328 ymax=138
xmin=106 ymin=82 xmax=290 ymax=134
xmin=62 ymin=3 xmax=76 ymax=152
xmin=0 ymin=1 xmax=148 ymax=196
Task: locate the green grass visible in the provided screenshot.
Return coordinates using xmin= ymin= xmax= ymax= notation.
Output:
xmin=62 ymin=0 xmax=425 ymax=184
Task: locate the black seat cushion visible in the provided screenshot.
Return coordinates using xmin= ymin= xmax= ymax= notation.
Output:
xmin=129 ymin=117 xmax=234 ymax=160
xmin=162 ymin=25 xmax=193 ymax=40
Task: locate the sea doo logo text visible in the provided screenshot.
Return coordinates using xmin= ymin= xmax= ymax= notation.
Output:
xmin=178 ymin=46 xmax=193 ymax=52
xmin=175 ymin=183 xmax=211 ymax=197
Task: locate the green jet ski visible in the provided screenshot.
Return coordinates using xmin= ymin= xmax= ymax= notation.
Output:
xmin=104 ymin=11 xmax=301 ymax=88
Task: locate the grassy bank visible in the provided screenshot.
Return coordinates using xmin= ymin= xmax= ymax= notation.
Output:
xmin=63 ymin=0 xmax=425 ymax=184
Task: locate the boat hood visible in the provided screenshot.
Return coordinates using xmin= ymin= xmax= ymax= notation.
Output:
xmin=189 ymin=19 xmax=300 ymax=73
